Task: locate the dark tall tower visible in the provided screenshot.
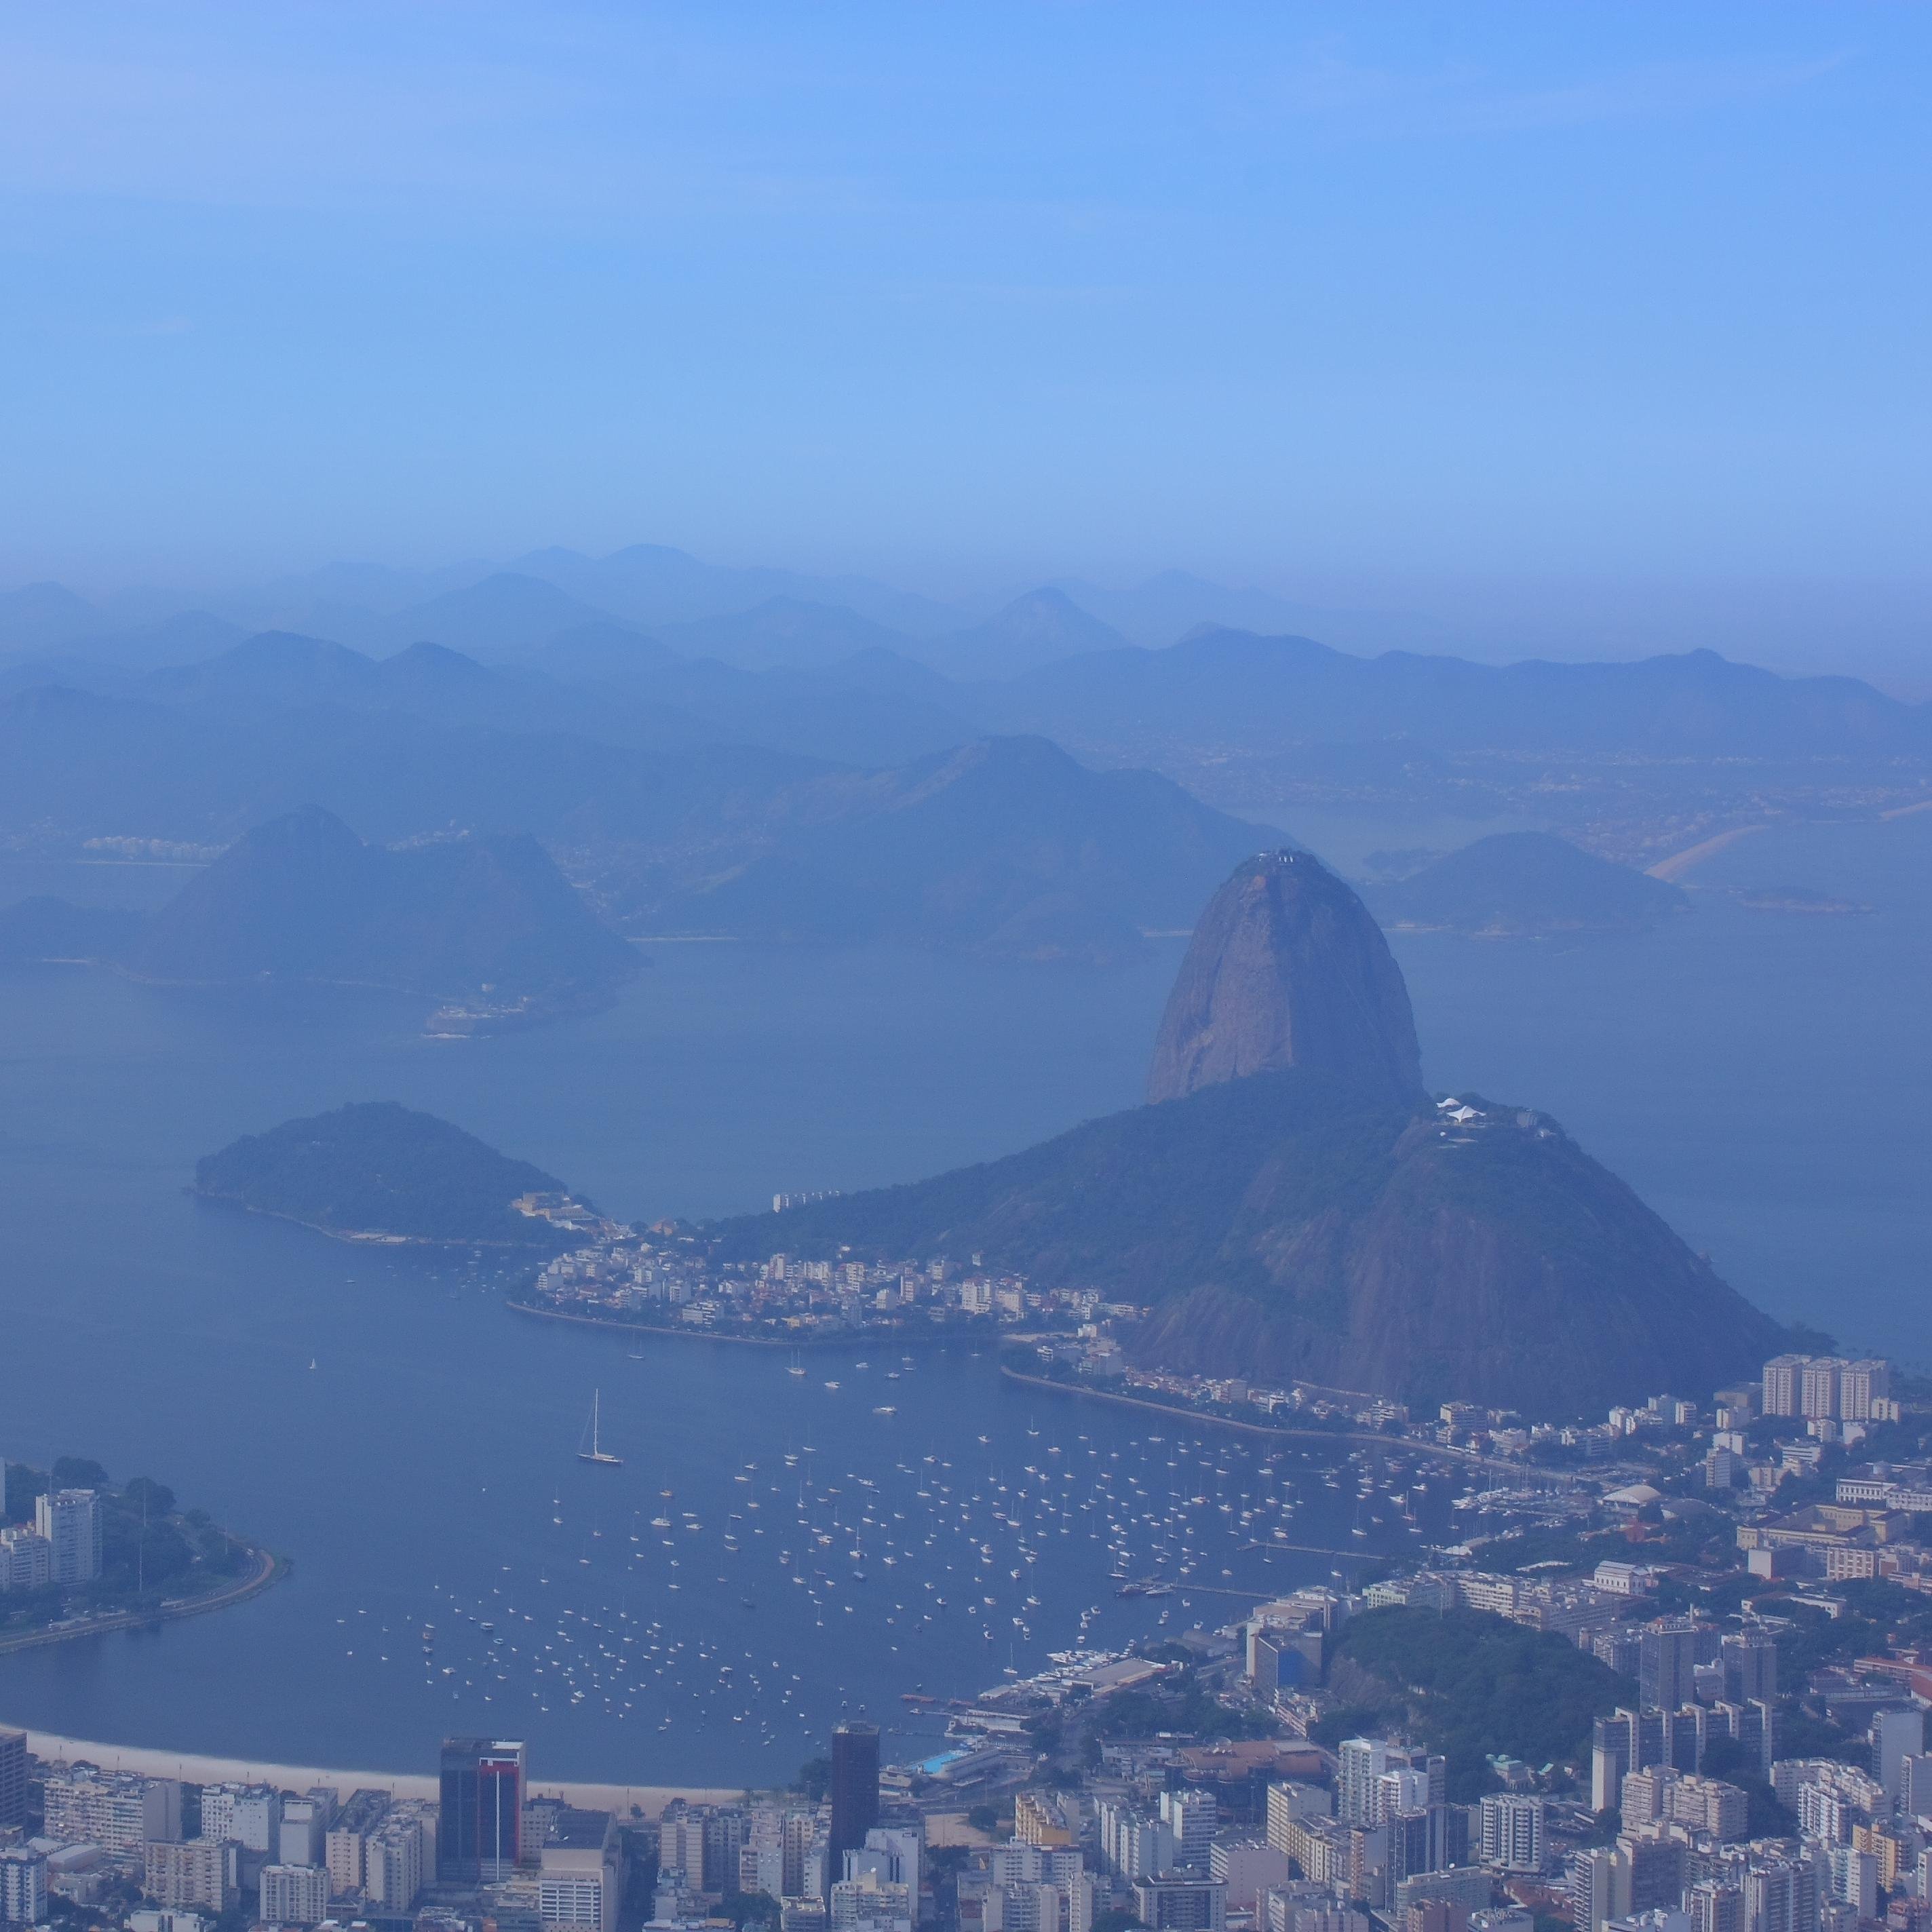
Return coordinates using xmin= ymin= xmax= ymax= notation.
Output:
xmin=828 ymin=1722 xmax=880 ymax=1874
xmin=0 ymin=1728 xmax=24 ymax=1832
xmin=438 ymin=1737 xmax=526 ymax=1881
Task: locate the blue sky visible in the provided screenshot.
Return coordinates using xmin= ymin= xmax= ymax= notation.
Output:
xmin=3 ymin=3 xmax=1927 ymax=668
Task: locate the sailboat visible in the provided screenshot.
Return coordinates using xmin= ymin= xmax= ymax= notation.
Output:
xmin=577 ymin=1391 xmax=623 ymax=1467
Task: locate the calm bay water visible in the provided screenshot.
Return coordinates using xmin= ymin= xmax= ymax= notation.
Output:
xmin=0 ymin=811 xmax=1925 ymax=1782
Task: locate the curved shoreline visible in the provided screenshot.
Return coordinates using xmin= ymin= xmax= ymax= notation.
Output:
xmin=0 ymin=1545 xmax=285 ymax=1659
xmin=0 ymin=1722 xmax=747 ymax=1817
xmin=997 ymin=1364 xmax=1576 ymax=1486
xmin=506 ymin=1298 xmax=992 ymax=1352
xmin=191 ymin=1191 xmax=554 ymax=1252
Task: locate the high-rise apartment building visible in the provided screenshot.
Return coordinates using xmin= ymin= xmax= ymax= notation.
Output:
xmin=828 ymin=1724 xmax=880 ymax=1872
xmin=0 ymin=1847 xmax=48 ymax=1928
xmin=438 ymin=1737 xmax=525 ymax=1882
xmin=1873 ymin=1708 xmax=1925 ymax=1804
xmin=33 ymin=1489 xmax=102 ymax=1585
xmin=1159 ymin=1792 xmax=1218 ymax=1871
xmin=1638 ymin=1623 xmax=1699 ymax=1714
xmin=1742 ymin=1858 xmax=1817 ymax=1932
xmin=1478 ymin=1796 xmax=1544 ymax=1874
xmin=0 ymin=1728 xmax=25 ymax=1832
xmin=1761 ymin=1357 xmax=1807 ymax=1418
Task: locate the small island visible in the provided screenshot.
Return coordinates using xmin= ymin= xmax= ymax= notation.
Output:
xmin=195 ymin=1100 xmax=587 ymax=1247
xmin=1368 ymin=829 xmax=1689 ymax=938
xmin=1 ymin=1455 xmax=277 ymax=1653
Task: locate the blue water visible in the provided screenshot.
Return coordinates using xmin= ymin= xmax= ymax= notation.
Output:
xmin=0 ymin=811 xmax=1925 ymax=1782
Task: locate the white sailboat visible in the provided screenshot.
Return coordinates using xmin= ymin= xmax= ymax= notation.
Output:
xmin=577 ymin=1390 xmax=623 ymax=1467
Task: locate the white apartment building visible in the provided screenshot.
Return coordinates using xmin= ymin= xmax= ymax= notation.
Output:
xmin=43 ymin=1770 xmax=178 ymax=1855
xmin=1479 ymin=1795 xmax=1545 ymax=1874
xmin=258 ymin=1863 xmax=330 ymax=1926
xmin=537 ymin=1810 xmax=619 ymax=1932
xmin=33 ymin=1490 xmax=102 ymax=1585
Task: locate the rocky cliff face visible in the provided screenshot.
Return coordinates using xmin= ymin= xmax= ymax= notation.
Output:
xmin=1147 ymin=849 xmax=1425 ymax=1107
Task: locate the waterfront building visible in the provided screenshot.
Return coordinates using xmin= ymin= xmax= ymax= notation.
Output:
xmin=0 ymin=1728 xmax=24 ymax=1832
xmin=0 ymin=1528 xmax=52 ymax=1595
xmin=438 ymin=1736 xmax=525 ymax=1882
xmin=828 ymin=1724 xmax=880 ymax=1872
xmin=659 ymin=1802 xmax=707 ymax=1889
xmin=33 ymin=1489 xmax=102 ymax=1585
xmin=143 ymin=1838 xmax=237 ymax=1912
xmin=0 ymin=1845 xmax=48 ymax=1927
xmin=324 ymin=1788 xmax=391 ymax=1897
xmin=259 ymin=1862 xmax=330 ymax=1926
xmin=279 ymin=1794 xmax=331 ymax=1868
xmin=537 ymin=1808 xmax=619 ymax=1932
xmin=204 ymin=1784 xmax=281 ymax=1853
xmin=43 ymin=1769 xmax=179 ymax=1855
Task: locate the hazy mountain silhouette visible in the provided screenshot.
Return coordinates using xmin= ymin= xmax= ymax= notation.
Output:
xmin=921 ymin=587 xmax=1129 ymax=681
xmin=125 ymin=804 xmax=638 ymax=1001
xmin=979 ymin=629 xmax=1931 ymax=758
xmin=1371 ymin=832 xmax=1690 ymax=936
xmin=654 ymin=735 xmax=1271 ymax=961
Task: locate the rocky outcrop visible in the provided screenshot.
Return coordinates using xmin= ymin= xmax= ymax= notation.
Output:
xmin=706 ymin=846 xmax=1794 ymax=1416
xmin=1147 ymin=849 xmax=1424 ymax=1106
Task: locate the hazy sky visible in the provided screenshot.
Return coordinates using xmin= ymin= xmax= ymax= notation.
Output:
xmin=3 ymin=3 xmax=1928 ymax=666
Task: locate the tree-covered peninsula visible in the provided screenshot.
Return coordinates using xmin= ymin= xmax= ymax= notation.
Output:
xmin=195 ymin=1100 xmax=577 ymax=1246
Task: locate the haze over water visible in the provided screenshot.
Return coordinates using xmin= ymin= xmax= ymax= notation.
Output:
xmin=0 ymin=809 xmax=1925 ymax=1783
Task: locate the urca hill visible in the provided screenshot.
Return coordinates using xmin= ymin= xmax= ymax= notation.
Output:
xmin=712 ymin=849 xmax=1791 ymax=1416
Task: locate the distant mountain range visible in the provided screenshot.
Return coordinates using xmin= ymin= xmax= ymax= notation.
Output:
xmin=710 ymin=850 xmax=1791 ymax=1415
xmin=110 ymin=805 xmax=638 ymax=1007
xmin=0 ymin=668 xmax=1269 ymax=964
xmin=1 ymin=573 xmax=1927 ymax=973
xmin=0 ymin=547 xmax=1452 ymax=676
xmin=967 ymin=627 xmax=1932 ymax=761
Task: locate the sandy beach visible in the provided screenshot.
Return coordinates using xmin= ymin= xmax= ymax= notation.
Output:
xmin=1646 ymin=822 xmax=1772 ymax=883
xmin=2 ymin=1722 xmax=747 ymax=1817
